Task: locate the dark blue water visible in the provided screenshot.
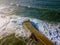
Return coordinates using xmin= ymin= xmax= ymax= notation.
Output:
xmin=17 ymin=0 xmax=60 ymax=10
xmin=0 ymin=0 xmax=60 ymax=10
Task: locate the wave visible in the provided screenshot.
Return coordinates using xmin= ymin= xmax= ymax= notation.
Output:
xmin=0 ymin=3 xmax=60 ymax=45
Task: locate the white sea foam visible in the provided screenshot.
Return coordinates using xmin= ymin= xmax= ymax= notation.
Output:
xmin=0 ymin=4 xmax=60 ymax=45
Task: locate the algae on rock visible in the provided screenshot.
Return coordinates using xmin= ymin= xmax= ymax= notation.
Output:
xmin=0 ymin=33 xmax=36 ymax=45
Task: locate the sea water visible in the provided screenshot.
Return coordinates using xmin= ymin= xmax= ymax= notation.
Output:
xmin=0 ymin=0 xmax=60 ymax=45
xmin=0 ymin=0 xmax=60 ymax=22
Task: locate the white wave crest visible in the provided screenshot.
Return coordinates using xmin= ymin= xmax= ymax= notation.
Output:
xmin=0 ymin=4 xmax=60 ymax=45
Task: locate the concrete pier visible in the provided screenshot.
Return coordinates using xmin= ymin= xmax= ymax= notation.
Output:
xmin=23 ymin=20 xmax=54 ymax=45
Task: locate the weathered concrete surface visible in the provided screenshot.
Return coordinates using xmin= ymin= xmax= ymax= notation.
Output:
xmin=23 ymin=20 xmax=54 ymax=45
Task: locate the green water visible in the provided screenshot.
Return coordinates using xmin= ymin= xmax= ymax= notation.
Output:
xmin=0 ymin=0 xmax=60 ymax=22
xmin=15 ymin=6 xmax=60 ymax=22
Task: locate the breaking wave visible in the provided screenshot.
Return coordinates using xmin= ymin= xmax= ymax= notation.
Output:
xmin=0 ymin=2 xmax=60 ymax=45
